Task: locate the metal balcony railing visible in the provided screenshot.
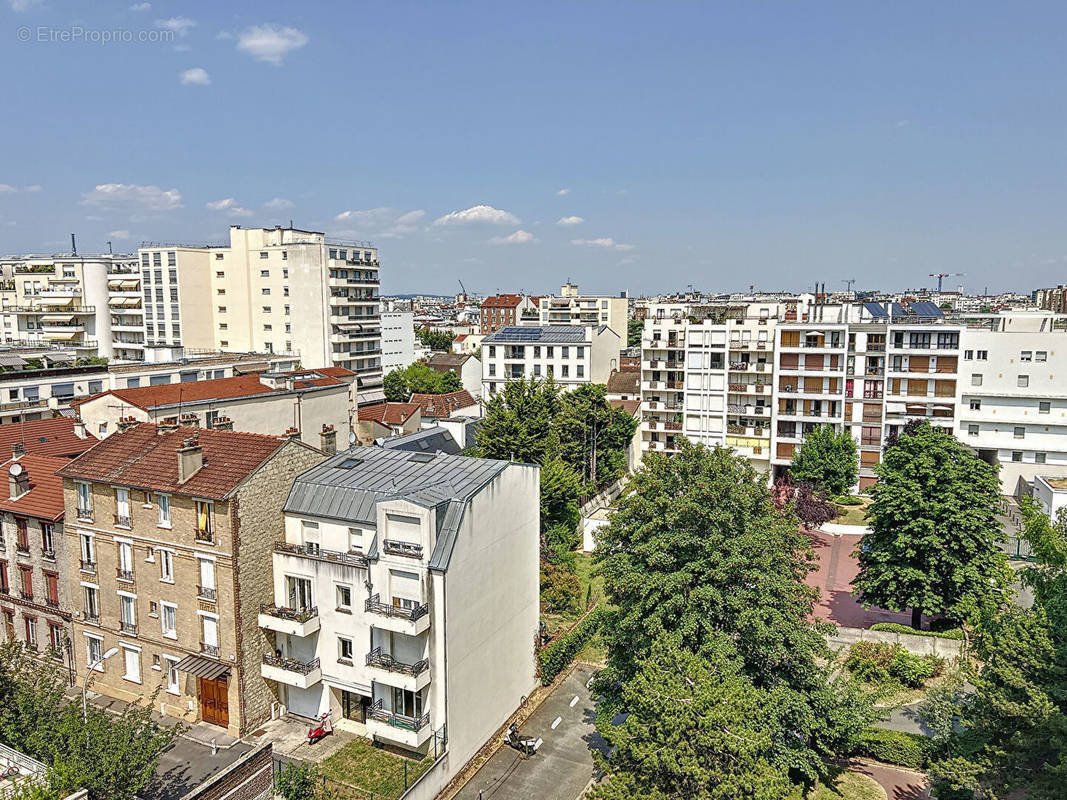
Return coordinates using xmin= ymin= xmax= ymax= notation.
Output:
xmin=201 ymin=643 xmax=219 ymax=658
xmin=262 ymin=653 xmax=320 ymax=675
xmin=274 ymin=542 xmax=369 ymax=568
xmin=116 ymin=568 xmax=134 ymax=583
xmin=198 ymin=586 xmax=217 ymax=601
xmin=383 ymin=540 xmax=423 ymax=558
xmin=366 ymin=647 xmax=430 ymax=676
xmin=370 ymin=699 xmax=430 ymax=732
xmin=260 ymin=603 xmax=317 ymax=623
xmin=80 ymin=559 xmax=96 ymax=573
xmin=365 ymin=594 xmax=429 ymax=622
xmin=120 ymin=621 xmax=137 ymax=635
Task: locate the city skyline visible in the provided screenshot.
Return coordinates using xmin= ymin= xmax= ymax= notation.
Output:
xmin=2 ymin=1 xmax=1067 ymax=296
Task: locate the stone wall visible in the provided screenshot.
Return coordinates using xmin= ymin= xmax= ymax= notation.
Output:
xmin=827 ymin=625 xmax=964 ymax=659
xmin=232 ymin=440 xmax=325 ymax=734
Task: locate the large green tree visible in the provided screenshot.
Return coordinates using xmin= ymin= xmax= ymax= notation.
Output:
xmin=382 ymin=362 xmax=464 ymax=402
xmin=789 ymin=424 xmax=858 ymax=496
xmin=595 ymin=440 xmax=871 ymax=789
xmin=473 ymin=377 xmax=561 ymax=465
xmin=554 ymin=384 xmax=637 ymax=486
xmin=853 ymin=421 xmax=1008 ymax=629
xmin=627 ymin=318 xmax=643 ymax=348
xmin=590 ymin=635 xmax=797 ymax=800
xmin=928 ymin=500 xmax=1067 ymax=800
xmin=415 ymin=327 xmax=455 ymax=351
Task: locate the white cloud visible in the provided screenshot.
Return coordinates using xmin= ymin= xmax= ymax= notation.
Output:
xmin=9 ymin=0 xmax=42 ymax=11
xmin=108 ymin=230 xmax=131 ymax=240
xmin=129 ymin=2 xmax=151 ymax=10
xmin=571 ymin=237 xmax=634 ymax=251
xmin=156 ymin=16 xmax=196 ymax=36
xmin=173 ymin=44 xmax=191 ymax=53
xmin=0 ymin=185 xmax=17 ymax=194
xmin=206 ymin=197 xmax=253 ymax=217
xmin=81 ymin=183 xmax=183 ymax=213
xmin=433 ymin=205 xmax=520 ymax=226
xmin=556 ymin=216 xmax=584 ymax=226
xmin=332 ymin=207 xmax=425 ymax=239
xmin=23 ymin=185 xmax=41 ymax=192
xmin=179 ymin=67 xmax=211 ymax=86
xmin=556 ymin=188 xmax=570 ymax=196
xmin=216 ymin=31 xmax=233 ymax=40
xmin=489 ymin=230 xmax=538 ymax=245
xmin=237 ymin=24 xmax=308 ymax=65
xmin=263 ymin=197 xmax=293 ymax=210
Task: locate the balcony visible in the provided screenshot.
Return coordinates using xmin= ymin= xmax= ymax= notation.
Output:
xmin=80 ymin=559 xmax=96 ymax=574
xmin=41 ymin=549 xmax=55 ymax=561
xmin=258 ymin=604 xmax=320 ymax=637
xmin=116 ymin=568 xmax=134 ymax=584
xmin=261 ymin=653 xmax=322 ymax=690
xmin=366 ymin=647 xmax=431 ymax=692
xmin=201 ymin=642 xmax=219 ymax=658
xmin=365 ymin=594 xmax=430 ymax=635
xmin=194 ymin=527 xmax=214 ymax=544
xmin=76 ymin=509 xmax=93 ymax=523
xmin=367 ymin=700 xmax=433 ymax=749
xmin=197 ymin=586 xmax=217 ymax=602
xmin=114 ymin=514 xmax=131 ymax=529
xmin=274 ymin=541 xmax=370 ymax=569
xmin=382 ymin=540 xmax=423 ymax=559
xmin=119 ymin=621 xmax=137 ymax=635
xmin=84 ymin=612 xmax=100 ymax=625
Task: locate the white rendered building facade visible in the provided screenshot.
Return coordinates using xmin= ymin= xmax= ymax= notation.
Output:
xmin=480 ymin=325 xmax=621 ymax=397
xmin=380 ymin=311 xmax=416 ymax=375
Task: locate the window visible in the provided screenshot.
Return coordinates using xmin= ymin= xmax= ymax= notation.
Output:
xmin=161 ymin=603 xmax=177 ymax=639
xmin=44 ymin=572 xmax=58 ymax=606
xmin=83 ymin=586 xmax=99 ymax=621
xmin=561 ymin=346 xmax=569 ymax=358
xmin=198 ymin=558 xmax=215 ymax=599
xmin=49 ymin=623 xmax=62 ymax=654
xmin=1018 ymin=375 xmax=1030 ymax=388
xmin=122 ymin=646 xmax=140 ymax=683
xmin=577 ymin=365 xmax=585 ymax=378
xmin=1014 ymin=427 xmax=1026 ymax=439
xmin=1037 ymin=351 xmax=1048 ymax=362
xmin=969 ymin=398 xmax=981 ymax=411
xmin=158 ymin=549 xmax=174 ymax=582
xmin=117 ymin=541 xmax=133 ymax=578
xmin=88 ymin=380 xmax=102 ymax=394
xmin=157 ymin=494 xmax=171 ymax=527
xmin=259 ymin=251 xmax=268 ymax=259
xmin=80 ymin=534 xmax=95 ymax=569
xmin=348 ymin=528 xmax=363 ymax=554
xmin=1021 ymin=351 xmax=1033 ymax=362
xmin=115 ymin=488 xmax=131 ymax=527
xmin=1009 ymin=451 xmax=1023 ymax=462
xmin=1036 ymin=452 xmax=1047 ymax=464
xmin=561 ymin=365 xmax=570 ymax=378
xmin=286 ymin=576 xmax=313 ymax=611
xmin=18 ymin=566 xmax=31 ymax=600
xmin=24 ymin=617 xmax=36 ymax=650
xmin=85 ymin=635 xmax=102 ymax=668
xmin=967 ymin=424 xmax=979 ymax=436
xmin=164 ymin=656 xmax=180 ymax=694
xmin=260 ymin=270 xmax=270 ymax=278
xmin=167 ymin=251 xmax=176 ymax=267
xmin=201 ymin=615 xmax=219 ymax=656
xmin=336 ymin=584 xmax=352 ymax=612
xmin=338 ymin=636 xmax=353 ymax=664
xmin=119 ymin=594 xmax=136 ymax=633
xmin=195 ymin=502 xmax=213 ymax=538
xmin=977 ymin=350 xmax=988 ymax=360
xmin=77 ymin=483 xmax=92 ymax=520
xmin=488 ymin=364 xmax=496 ymax=377
xmin=963 ymin=350 xmax=974 ymax=360
xmin=215 ymin=253 xmax=224 ymax=261
xmin=262 ymin=288 xmax=271 ymax=295
xmin=971 ymin=374 xmax=983 ymax=387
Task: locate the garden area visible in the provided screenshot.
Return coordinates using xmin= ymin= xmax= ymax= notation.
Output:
xmin=840 ymin=640 xmax=954 ymax=707
xmin=833 ymin=495 xmax=871 ymax=527
xmin=277 ymin=739 xmax=433 ymax=800
xmin=806 ymin=771 xmax=886 ymax=800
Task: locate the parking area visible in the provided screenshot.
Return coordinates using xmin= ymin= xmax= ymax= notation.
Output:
xmin=454 ymin=663 xmax=607 ymax=800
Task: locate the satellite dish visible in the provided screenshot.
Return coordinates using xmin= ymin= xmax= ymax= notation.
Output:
xmin=8 ymin=463 xmax=22 ymax=477
xmin=348 ymin=431 xmax=356 ymax=445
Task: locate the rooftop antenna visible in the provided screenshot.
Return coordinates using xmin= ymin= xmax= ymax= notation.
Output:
xmin=107 ymin=241 xmax=113 ymax=255
xmin=842 ymin=278 xmax=856 ymax=294
xmin=70 ymin=234 xmax=77 ymax=255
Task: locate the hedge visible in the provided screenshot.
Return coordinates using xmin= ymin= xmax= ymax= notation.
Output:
xmin=539 ymin=608 xmax=606 ymax=685
xmin=854 ymin=728 xmax=933 ymax=770
xmin=870 ymin=622 xmax=964 ymax=640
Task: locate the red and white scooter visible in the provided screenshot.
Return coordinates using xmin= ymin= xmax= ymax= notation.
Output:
xmin=307 ymin=711 xmax=332 ymax=745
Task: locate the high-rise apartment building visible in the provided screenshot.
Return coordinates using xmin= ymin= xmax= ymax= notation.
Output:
xmin=538 ymin=283 xmax=629 ymax=342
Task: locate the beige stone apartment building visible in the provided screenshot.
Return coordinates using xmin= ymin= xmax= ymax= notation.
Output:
xmin=59 ymin=424 xmax=323 ymax=737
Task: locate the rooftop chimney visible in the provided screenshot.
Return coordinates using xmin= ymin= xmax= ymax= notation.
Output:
xmin=158 ymin=416 xmax=180 ymax=434
xmin=11 ymin=442 xmax=25 ymax=460
xmin=179 ymin=413 xmax=198 ymax=427
xmin=213 ymin=415 xmax=233 ymax=431
xmin=8 ymin=463 xmax=28 ymax=500
xmin=73 ymin=419 xmax=87 ymax=439
xmin=177 ymin=434 xmax=204 ymax=483
xmin=284 ymin=426 xmax=301 ymax=442
xmin=117 ymin=416 xmax=140 ymax=433
xmin=320 ymin=424 xmax=337 ymax=456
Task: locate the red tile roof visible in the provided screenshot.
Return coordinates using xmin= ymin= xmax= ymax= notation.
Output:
xmin=609 ymin=398 xmax=641 ymax=418
xmin=0 ymin=418 xmax=97 ymax=459
xmin=57 ymin=424 xmax=293 ymax=500
xmin=481 ymin=294 xmax=526 ymax=309
xmin=410 ymin=390 xmax=477 ymax=419
xmin=358 ymin=402 xmax=420 ymax=426
xmin=75 ymin=368 xmax=353 ymax=412
xmin=0 ymin=454 xmax=69 ymax=521
xmin=606 ymin=370 xmax=640 ymax=395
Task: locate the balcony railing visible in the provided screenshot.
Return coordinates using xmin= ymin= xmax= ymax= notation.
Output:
xmin=119 ymin=621 xmax=137 ymax=635
xmin=80 ymin=559 xmax=96 ymax=573
xmin=116 ymin=568 xmax=134 ymax=583
xmin=194 ymin=527 xmax=214 ymax=544
xmin=263 ymin=653 xmax=320 ymax=675
xmin=382 ymin=540 xmax=423 ymax=558
xmin=201 ymin=643 xmax=219 ymax=658
xmin=114 ymin=514 xmax=131 ymax=528
xmin=370 ymin=699 xmax=430 ymax=732
xmin=365 ymin=594 xmax=429 ymax=622
xmin=366 ymin=647 xmax=430 ymax=676
xmin=76 ymin=509 xmax=93 ymax=523
xmin=274 ymin=542 xmax=369 ymax=568
xmin=15 ymin=544 xmax=29 ymax=556
xmin=84 ymin=611 xmax=100 ymax=625
xmin=19 ymin=591 xmax=32 ymax=601
xmin=198 ymin=586 xmax=217 ymax=601
xmin=41 ymin=549 xmax=55 ymax=561
xmin=260 ymin=603 xmax=317 ymax=623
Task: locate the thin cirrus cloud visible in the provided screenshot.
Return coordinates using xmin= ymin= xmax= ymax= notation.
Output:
xmin=129 ymin=2 xmax=151 ymax=10
xmin=433 ymin=205 xmax=520 ymax=226
xmin=571 ymin=237 xmax=634 ymax=251
xmin=206 ymin=198 xmax=253 ymax=217
xmin=333 ymin=207 xmax=425 ymax=239
xmin=0 ymin=184 xmax=39 ymax=194
xmin=81 ymin=183 xmax=183 ymax=213
xmin=556 ymin=216 xmax=584 ymax=226
xmin=490 ymin=230 xmax=538 ymax=245
xmin=179 ymin=68 xmax=211 ymax=86
xmin=263 ymin=197 xmax=294 ymax=210
xmin=556 ymin=188 xmax=570 ymax=196
xmin=108 ymin=229 xmax=132 ymax=240
xmin=155 ymin=17 xmax=196 ymax=36
xmin=237 ymin=24 xmax=309 ymax=65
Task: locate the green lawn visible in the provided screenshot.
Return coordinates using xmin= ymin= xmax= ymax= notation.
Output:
xmin=834 ymin=498 xmax=873 ymax=526
xmin=807 ymin=771 xmax=886 ymax=800
xmin=318 ymin=738 xmax=432 ymax=799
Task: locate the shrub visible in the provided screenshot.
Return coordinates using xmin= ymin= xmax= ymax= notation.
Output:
xmin=539 ymin=608 xmax=605 ymax=685
xmin=845 ymin=641 xmax=943 ymax=689
xmin=835 ymin=495 xmax=864 ymax=506
xmin=275 ymin=762 xmax=317 ymax=800
xmin=869 ymin=622 xmax=964 ymax=640
xmin=854 ymin=728 xmax=933 ymax=769
xmin=889 ymin=649 xmax=943 ymax=688
xmin=540 ymin=560 xmax=580 ymax=614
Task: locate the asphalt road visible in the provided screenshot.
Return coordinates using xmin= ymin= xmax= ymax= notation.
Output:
xmin=454 ymin=663 xmax=607 ymax=800
xmin=142 ymin=737 xmax=252 ymax=800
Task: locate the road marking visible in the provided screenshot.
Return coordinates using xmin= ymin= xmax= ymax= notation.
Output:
xmin=586 ymin=676 xmax=594 ymax=688
xmin=570 ymin=695 xmax=579 ymax=707
xmin=551 ymin=716 xmax=562 ymax=729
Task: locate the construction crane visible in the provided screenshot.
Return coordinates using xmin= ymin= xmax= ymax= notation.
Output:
xmin=457 ymin=279 xmax=468 ymax=296
xmin=842 ymin=278 xmax=856 ymax=294
xmin=929 ymin=272 xmax=965 ymax=292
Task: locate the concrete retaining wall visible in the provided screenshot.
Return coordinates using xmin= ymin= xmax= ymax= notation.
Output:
xmin=181 ymin=742 xmax=272 ymax=800
xmin=827 ymin=626 xmax=963 ymax=659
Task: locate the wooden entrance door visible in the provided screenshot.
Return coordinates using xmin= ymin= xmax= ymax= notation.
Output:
xmin=199 ymin=676 xmax=229 ymax=728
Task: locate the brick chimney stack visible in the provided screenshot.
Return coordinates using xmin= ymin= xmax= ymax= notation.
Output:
xmin=177 ymin=434 xmax=204 ymax=483
xmin=320 ymin=424 xmax=337 ymax=456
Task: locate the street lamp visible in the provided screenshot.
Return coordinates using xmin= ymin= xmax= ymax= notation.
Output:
xmin=82 ymin=646 xmax=119 ymax=725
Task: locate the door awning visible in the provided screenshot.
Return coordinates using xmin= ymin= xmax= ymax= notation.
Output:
xmin=174 ymin=654 xmax=230 ymax=680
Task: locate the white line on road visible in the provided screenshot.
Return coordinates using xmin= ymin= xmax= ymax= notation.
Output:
xmin=570 ymin=695 xmax=579 ymax=707
xmin=551 ymin=716 xmax=562 ymax=729
xmin=586 ymin=676 xmax=594 ymax=688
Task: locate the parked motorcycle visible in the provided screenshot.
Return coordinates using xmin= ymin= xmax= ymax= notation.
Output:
xmin=307 ymin=711 xmax=332 ymax=745
xmin=505 ymin=722 xmax=542 ymax=757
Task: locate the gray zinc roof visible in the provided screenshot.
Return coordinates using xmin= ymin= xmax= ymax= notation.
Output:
xmin=376 ymin=426 xmax=461 ymax=456
xmin=482 ymin=325 xmax=588 ymax=344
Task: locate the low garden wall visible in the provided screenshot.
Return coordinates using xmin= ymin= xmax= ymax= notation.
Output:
xmin=827 ymin=626 xmax=963 ymax=659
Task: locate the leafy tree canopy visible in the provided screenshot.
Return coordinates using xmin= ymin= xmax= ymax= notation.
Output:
xmin=789 ymin=425 xmax=858 ymax=496
xmin=853 ymin=420 xmax=1008 ymax=629
xmin=415 ymin=327 xmax=455 ymax=351
xmin=382 ymin=362 xmax=462 ymax=401
xmin=627 ymin=318 xmax=644 ymax=348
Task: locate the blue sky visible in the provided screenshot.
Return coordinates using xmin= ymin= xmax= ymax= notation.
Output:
xmin=2 ymin=1 xmax=1066 ymax=296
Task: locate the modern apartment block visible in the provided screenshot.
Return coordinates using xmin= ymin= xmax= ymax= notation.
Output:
xmin=137 ymin=226 xmax=383 ymax=399
xmin=0 ymin=252 xmax=137 ymax=358
xmin=59 ymin=424 xmax=323 ymax=737
xmin=538 ymin=283 xmax=629 ymax=342
xmin=0 ymin=451 xmax=72 ymax=664
xmin=480 ymin=325 xmax=621 ymax=397
xmin=380 ymin=311 xmax=416 ymax=375
xmin=258 ymin=447 xmax=538 ymax=784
